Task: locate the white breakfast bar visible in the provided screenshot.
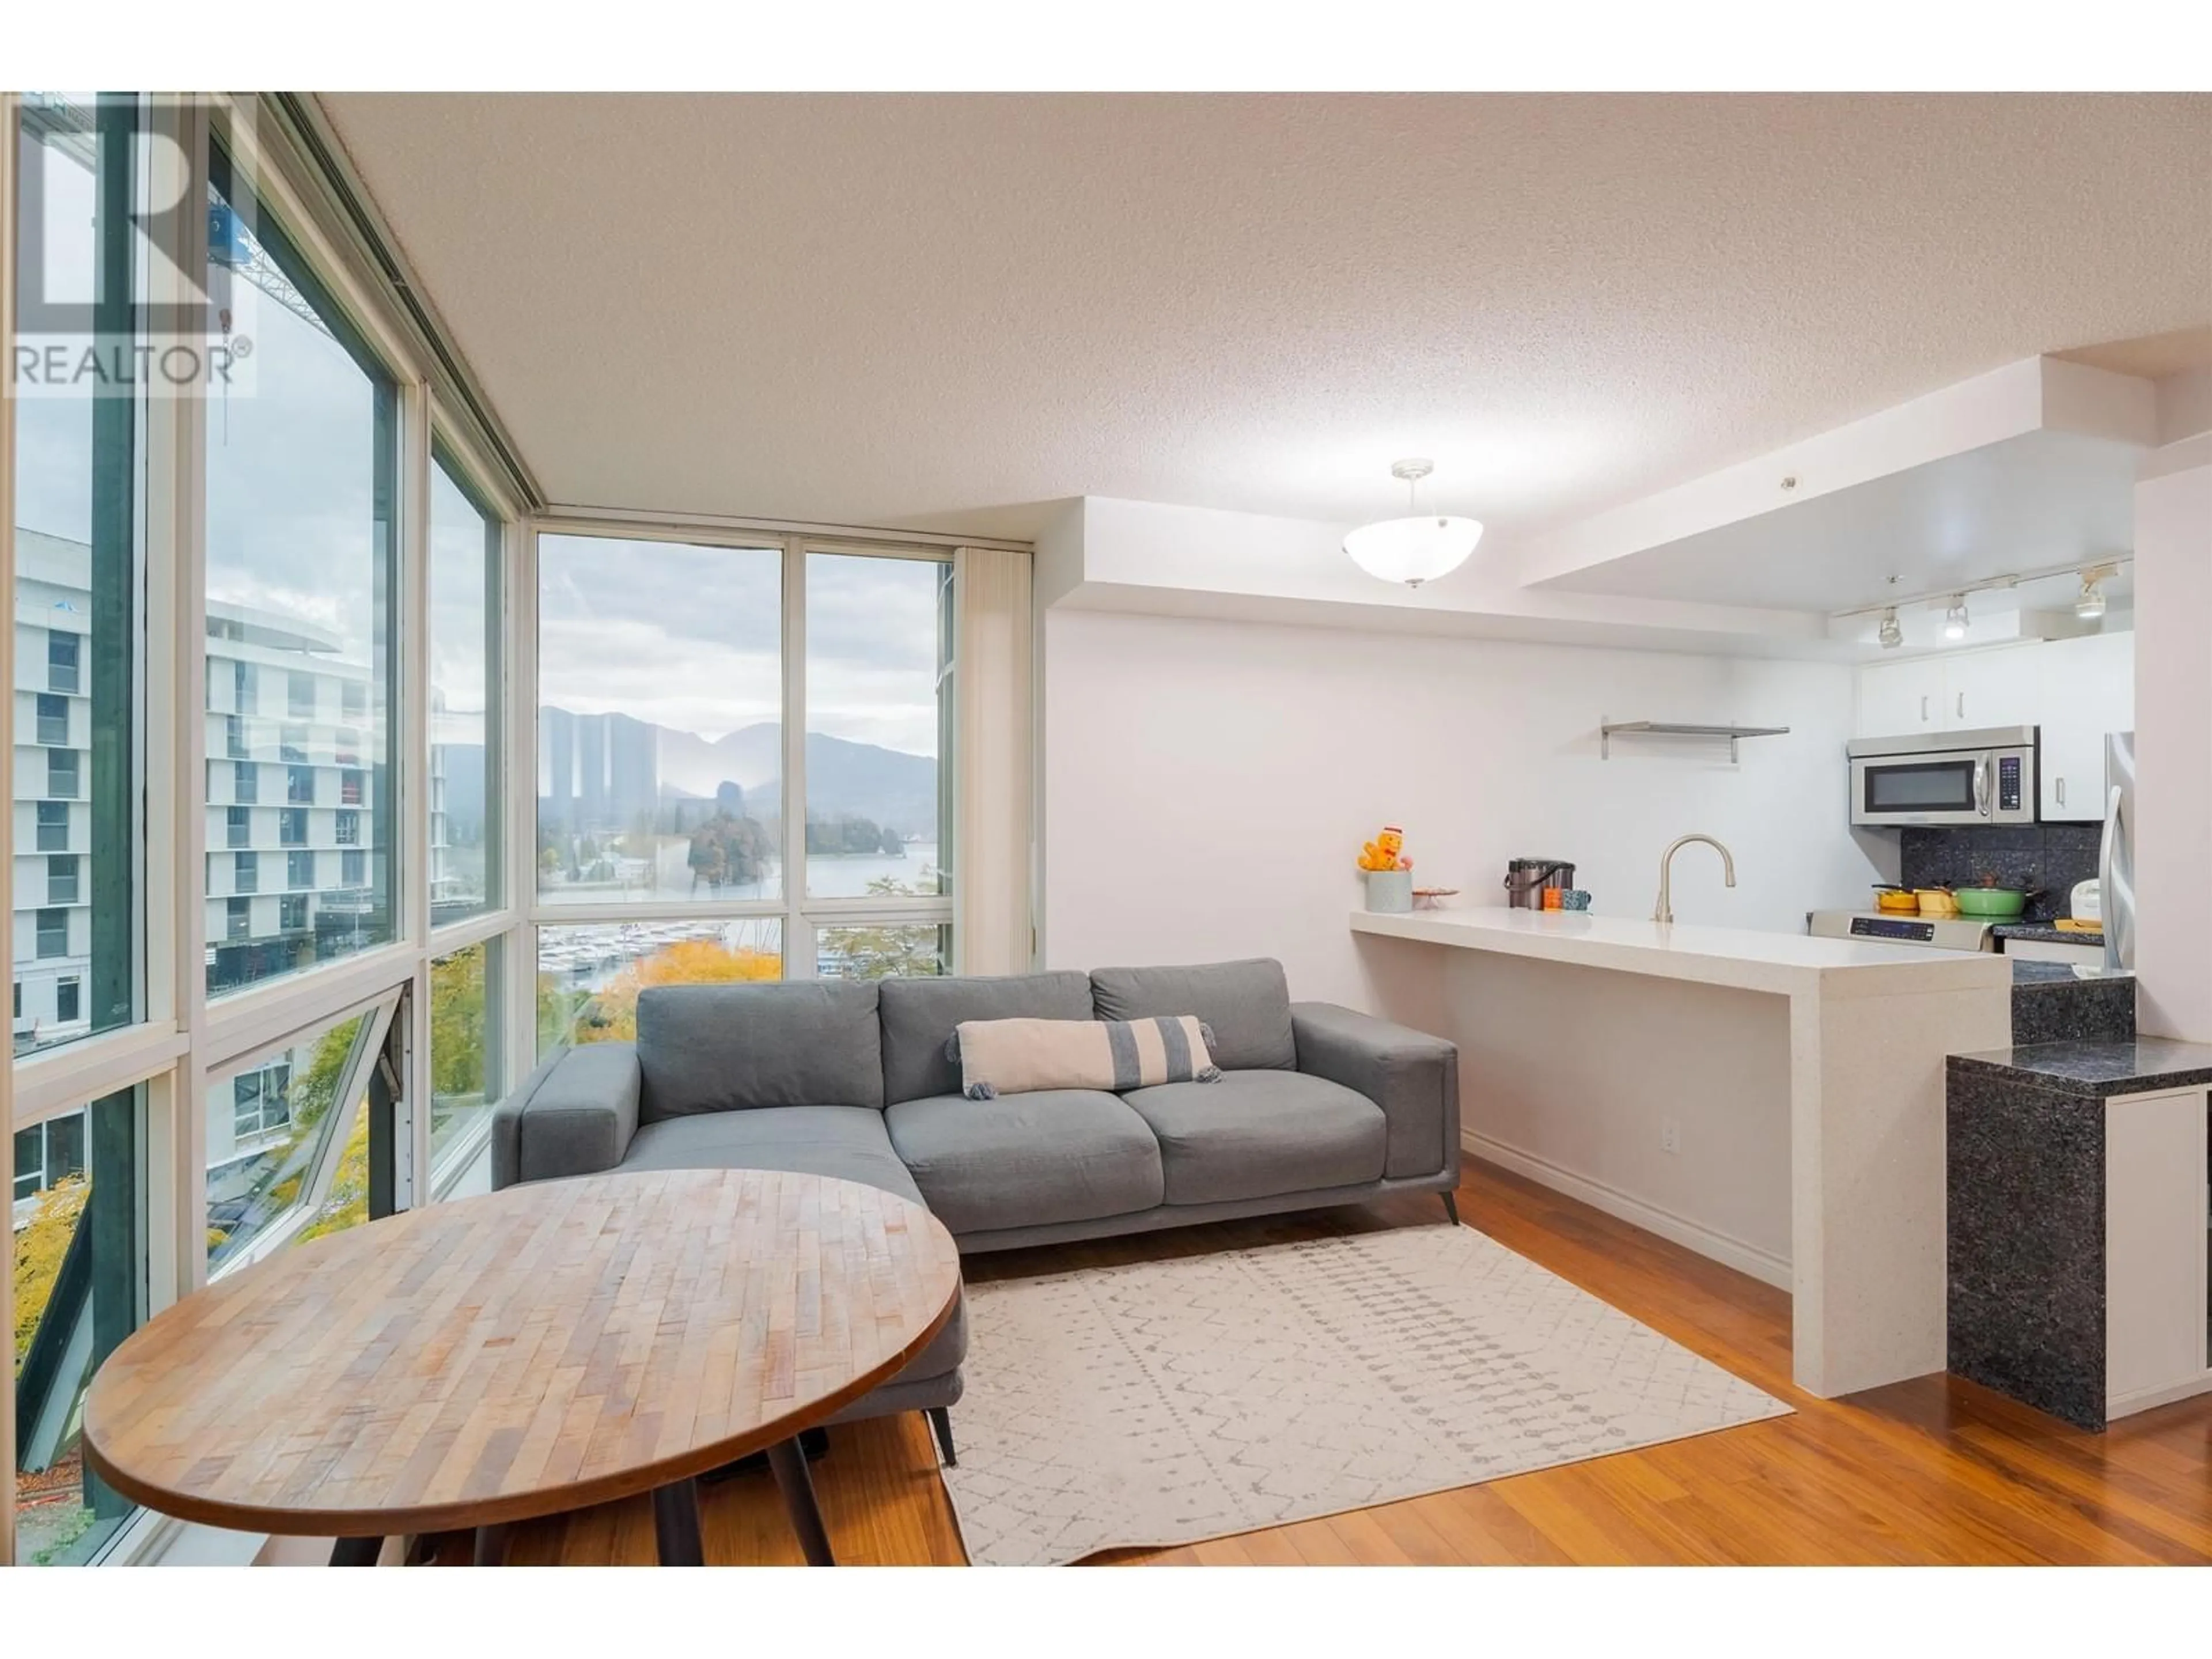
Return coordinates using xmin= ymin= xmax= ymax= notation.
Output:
xmin=1353 ymin=907 xmax=2012 ymax=1397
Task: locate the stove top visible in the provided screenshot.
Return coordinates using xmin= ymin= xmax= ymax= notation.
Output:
xmin=1805 ymin=910 xmax=1998 ymax=952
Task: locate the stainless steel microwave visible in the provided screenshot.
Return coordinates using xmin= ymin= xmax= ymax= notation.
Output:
xmin=1847 ymin=725 xmax=2039 ymax=827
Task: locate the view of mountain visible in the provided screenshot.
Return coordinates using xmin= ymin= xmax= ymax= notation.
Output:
xmin=546 ymin=712 xmax=938 ymax=837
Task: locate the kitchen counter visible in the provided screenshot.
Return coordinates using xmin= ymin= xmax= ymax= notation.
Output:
xmin=1350 ymin=907 xmax=2009 ymax=996
xmin=1949 ymin=1037 xmax=2212 ymax=1099
xmin=2008 ymin=960 xmax=2135 ymax=1044
xmin=2009 ymin=959 xmax=2126 ymax=984
xmin=1993 ymin=922 xmax=2104 ymax=945
xmin=1353 ymin=905 xmax=2011 ymax=1399
xmin=1947 ymin=1036 xmax=2212 ymax=1430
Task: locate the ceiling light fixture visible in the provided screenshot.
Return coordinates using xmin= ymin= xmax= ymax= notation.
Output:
xmin=1343 ymin=459 xmax=1484 ymax=588
xmin=2074 ymin=568 xmax=2109 ymax=621
xmin=1943 ymin=595 xmax=1970 ymax=641
xmin=1877 ymin=607 xmax=1903 ymax=649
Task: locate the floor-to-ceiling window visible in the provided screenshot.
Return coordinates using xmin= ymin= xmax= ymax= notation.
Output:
xmin=9 ymin=92 xmax=151 ymax=1569
xmin=4 ymin=93 xmax=523 ymax=1565
xmin=2 ymin=90 xmax=1017 ymax=1566
xmin=12 ymin=93 xmax=142 ymax=1062
xmin=201 ymin=145 xmax=397 ymax=1000
xmin=532 ymin=534 xmax=955 ymax=1056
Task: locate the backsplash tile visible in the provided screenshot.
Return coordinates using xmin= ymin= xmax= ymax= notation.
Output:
xmin=1900 ymin=825 xmax=2102 ymax=923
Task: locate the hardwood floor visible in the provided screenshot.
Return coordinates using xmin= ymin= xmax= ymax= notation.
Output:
xmin=430 ymin=1159 xmax=2212 ymax=1566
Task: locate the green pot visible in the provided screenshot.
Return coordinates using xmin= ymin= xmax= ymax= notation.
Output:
xmin=1953 ymin=887 xmax=2029 ymax=919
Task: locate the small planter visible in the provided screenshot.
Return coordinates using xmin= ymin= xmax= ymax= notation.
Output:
xmin=1364 ymin=869 xmax=1414 ymax=914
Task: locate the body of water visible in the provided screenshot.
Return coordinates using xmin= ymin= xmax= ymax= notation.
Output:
xmin=539 ymin=842 xmax=943 ymax=995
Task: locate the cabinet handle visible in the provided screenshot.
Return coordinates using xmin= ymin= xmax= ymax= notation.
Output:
xmin=1956 ymin=692 xmax=1965 ymax=719
xmin=2057 ymin=777 xmax=2067 ymax=807
xmin=1920 ymin=694 xmax=1929 ymax=722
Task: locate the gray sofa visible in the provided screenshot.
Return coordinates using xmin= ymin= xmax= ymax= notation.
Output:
xmin=491 ymin=957 xmax=1460 ymax=1461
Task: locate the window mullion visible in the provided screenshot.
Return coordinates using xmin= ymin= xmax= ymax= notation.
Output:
xmin=782 ymin=534 xmax=813 ymax=978
xmin=509 ymin=522 xmax=540 ymax=1080
xmin=399 ymin=380 xmax=433 ymax=1192
xmin=1 ymin=85 xmax=20 ymax=1572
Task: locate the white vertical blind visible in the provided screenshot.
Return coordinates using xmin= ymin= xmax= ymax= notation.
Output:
xmin=953 ymin=546 xmax=1035 ymax=974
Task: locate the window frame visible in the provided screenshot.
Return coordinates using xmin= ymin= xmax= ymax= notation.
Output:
xmin=522 ymin=527 xmax=957 ymax=984
xmin=2 ymin=90 xmax=1018 ymax=1567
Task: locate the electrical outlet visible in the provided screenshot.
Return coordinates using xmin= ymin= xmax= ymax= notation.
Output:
xmin=1660 ymin=1116 xmax=1681 ymax=1156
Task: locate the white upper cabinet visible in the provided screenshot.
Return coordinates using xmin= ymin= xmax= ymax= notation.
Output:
xmin=1939 ymin=644 xmax=2044 ymax=734
xmin=1855 ymin=657 xmax=1946 ymax=737
xmin=1854 ymin=644 xmax=2043 ymax=738
xmin=2037 ymin=631 xmax=2135 ymax=821
xmin=1852 ymin=632 xmax=2134 ymax=820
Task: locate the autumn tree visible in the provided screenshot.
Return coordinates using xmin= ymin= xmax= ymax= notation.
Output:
xmin=564 ymin=937 xmax=782 ymax=1045
xmin=13 ymin=1176 xmax=88 ymax=1372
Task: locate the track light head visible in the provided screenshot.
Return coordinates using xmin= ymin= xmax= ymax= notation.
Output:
xmin=2074 ymin=570 xmax=2108 ymax=621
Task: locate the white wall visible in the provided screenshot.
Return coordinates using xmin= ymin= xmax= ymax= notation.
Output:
xmin=1041 ymin=607 xmax=1888 ymax=1022
xmin=2133 ymin=434 xmax=2212 ymax=1040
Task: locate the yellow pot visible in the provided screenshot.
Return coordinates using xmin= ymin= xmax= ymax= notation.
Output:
xmin=1915 ymin=888 xmax=1960 ymax=919
xmin=1875 ymin=888 xmax=1919 ymax=914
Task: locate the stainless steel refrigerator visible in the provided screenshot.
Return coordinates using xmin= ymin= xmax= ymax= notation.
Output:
xmin=2103 ymin=731 xmax=2136 ymax=973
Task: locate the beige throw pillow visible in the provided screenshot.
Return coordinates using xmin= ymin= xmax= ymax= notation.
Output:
xmin=954 ymin=1015 xmax=1220 ymax=1100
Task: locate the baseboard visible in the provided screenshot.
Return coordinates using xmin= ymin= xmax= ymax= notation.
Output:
xmin=1464 ymin=1130 xmax=1793 ymax=1291
xmin=2107 ymin=1369 xmax=2212 ymax=1422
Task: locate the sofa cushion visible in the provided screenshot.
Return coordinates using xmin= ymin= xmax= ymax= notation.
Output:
xmin=954 ymin=1014 xmax=1218 ymax=1099
xmin=635 ymin=981 xmax=882 ymax=1119
xmin=1090 ymin=959 xmax=1297 ymax=1072
xmin=884 ymin=1090 xmax=1165 ymax=1234
xmin=616 ymin=1104 xmax=963 ymax=1383
xmin=1120 ymin=1070 xmax=1387 ymax=1205
xmin=878 ymin=971 xmax=1094 ymax=1105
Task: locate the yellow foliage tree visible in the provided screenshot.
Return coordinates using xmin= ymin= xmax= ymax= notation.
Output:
xmin=297 ymin=1109 xmax=372 ymax=1245
xmin=13 ymin=1176 xmax=88 ymax=1373
xmin=574 ymin=939 xmax=781 ymax=1044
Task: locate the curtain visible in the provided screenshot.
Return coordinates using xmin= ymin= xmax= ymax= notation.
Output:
xmin=953 ymin=546 xmax=1035 ymax=974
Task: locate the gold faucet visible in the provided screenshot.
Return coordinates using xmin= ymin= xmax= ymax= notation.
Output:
xmin=1653 ymin=834 xmax=1737 ymax=925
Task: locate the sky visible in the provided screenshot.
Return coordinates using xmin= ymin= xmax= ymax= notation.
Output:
xmin=537 ymin=536 xmax=944 ymax=756
xmin=17 ymin=112 xmax=944 ymax=765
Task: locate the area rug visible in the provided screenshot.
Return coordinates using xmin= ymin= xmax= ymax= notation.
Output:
xmin=938 ymin=1223 xmax=1789 ymax=1565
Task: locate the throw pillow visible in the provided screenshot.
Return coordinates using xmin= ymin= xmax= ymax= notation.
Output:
xmin=952 ymin=1015 xmax=1221 ymax=1100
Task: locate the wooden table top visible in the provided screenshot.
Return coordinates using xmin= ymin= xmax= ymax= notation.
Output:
xmin=83 ymin=1168 xmax=962 ymax=1537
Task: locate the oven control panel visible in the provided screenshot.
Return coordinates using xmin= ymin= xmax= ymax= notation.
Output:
xmin=1848 ymin=915 xmax=1936 ymax=942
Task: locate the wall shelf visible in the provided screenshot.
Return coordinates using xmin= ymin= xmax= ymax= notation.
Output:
xmin=1600 ymin=719 xmax=1791 ymax=762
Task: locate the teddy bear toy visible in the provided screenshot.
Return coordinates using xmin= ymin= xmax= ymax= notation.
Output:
xmin=1357 ymin=825 xmax=1412 ymax=872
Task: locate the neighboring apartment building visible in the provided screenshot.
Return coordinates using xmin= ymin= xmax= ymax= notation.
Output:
xmin=11 ymin=528 xmax=456 ymax=1211
xmin=12 ymin=529 xmax=114 ymax=1057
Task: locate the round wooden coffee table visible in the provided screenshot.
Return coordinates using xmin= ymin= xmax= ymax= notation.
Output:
xmin=82 ymin=1167 xmax=961 ymax=1566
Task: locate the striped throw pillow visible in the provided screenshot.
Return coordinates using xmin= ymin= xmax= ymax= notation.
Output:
xmin=952 ymin=1015 xmax=1221 ymax=1100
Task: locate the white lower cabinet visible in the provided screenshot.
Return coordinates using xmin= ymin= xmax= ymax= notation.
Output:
xmin=2106 ymin=1086 xmax=2211 ymax=1419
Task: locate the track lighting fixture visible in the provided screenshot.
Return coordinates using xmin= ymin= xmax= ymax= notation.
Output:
xmin=1877 ymin=607 xmax=1903 ymax=649
xmin=1942 ymin=596 xmax=1969 ymax=641
xmin=2074 ymin=569 xmax=2108 ymax=621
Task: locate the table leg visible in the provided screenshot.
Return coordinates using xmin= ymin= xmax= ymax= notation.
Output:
xmin=767 ymin=1436 xmax=836 ymax=1566
xmin=653 ymin=1476 xmax=706 ymax=1566
xmin=329 ymin=1536 xmax=384 ymax=1567
xmin=472 ymin=1524 xmax=511 ymax=1566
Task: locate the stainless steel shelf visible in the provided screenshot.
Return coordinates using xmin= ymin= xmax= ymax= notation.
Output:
xmin=1600 ymin=719 xmax=1791 ymax=762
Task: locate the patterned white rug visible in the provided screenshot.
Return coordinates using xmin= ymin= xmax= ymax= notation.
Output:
xmin=940 ymin=1222 xmax=1789 ymax=1565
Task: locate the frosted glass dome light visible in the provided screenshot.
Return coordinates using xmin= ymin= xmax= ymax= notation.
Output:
xmin=1344 ymin=459 xmax=1484 ymax=588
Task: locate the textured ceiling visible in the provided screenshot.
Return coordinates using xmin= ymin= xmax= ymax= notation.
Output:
xmin=318 ymin=92 xmax=2212 ymax=544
